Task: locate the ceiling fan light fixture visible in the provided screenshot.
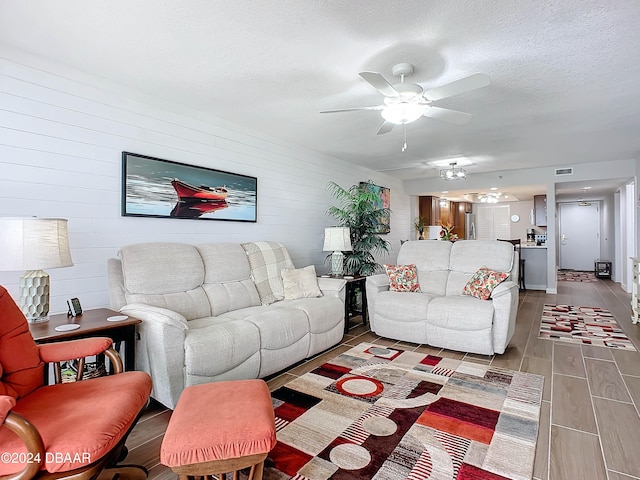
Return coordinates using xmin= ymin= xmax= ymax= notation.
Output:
xmin=478 ymin=192 xmax=501 ymax=203
xmin=381 ymin=102 xmax=425 ymax=125
xmin=440 ymin=162 xmax=467 ymax=181
xmin=392 ymin=82 xmax=424 ymax=99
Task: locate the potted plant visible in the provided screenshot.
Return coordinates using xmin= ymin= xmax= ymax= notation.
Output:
xmin=440 ymin=222 xmax=458 ymax=241
xmin=326 ymin=180 xmax=390 ymax=276
xmin=414 ymin=217 xmax=426 ymax=240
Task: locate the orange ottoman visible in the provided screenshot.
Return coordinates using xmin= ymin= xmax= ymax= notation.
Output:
xmin=160 ymin=379 xmax=277 ymax=480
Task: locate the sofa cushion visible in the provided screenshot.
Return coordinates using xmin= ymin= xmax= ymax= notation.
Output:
xmin=119 ymin=243 xmax=211 ymax=320
xmin=385 ymin=264 xmax=421 ymax=292
xmin=449 ymin=240 xmax=514 ymax=274
xmin=120 ymin=243 xmax=205 ymax=294
xmin=462 ymin=267 xmax=509 ymax=300
xmin=217 ymin=306 xmax=311 ymax=377
xmin=197 ymin=243 xmax=253 ymax=283
xmin=374 ymin=290 xmax=435 ymax=323
xmin=218 ymin=307 xmax=309 ymax=351
xmin=397 ymin=241 xmax=452 ymax=295
xmin=271 ymin=296 xmax=344 ymax=334
xmin=282 ymin=265 xmax=322 ymax=300
xmin=446 ymin=240 xmax=514 ymax=296
xmin=184 ymin=319 xmax=261 ymax=378
xmin=242 ymin=242 xmax=295 ymax=305
xmin=426 ymin=296 xmax=495 ymax=331
xmin=197 ymin=243 xmax=261 ymax=315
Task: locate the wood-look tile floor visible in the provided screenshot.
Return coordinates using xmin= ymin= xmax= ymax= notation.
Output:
xmin=125 ymin=278 xmax=640 ymax=480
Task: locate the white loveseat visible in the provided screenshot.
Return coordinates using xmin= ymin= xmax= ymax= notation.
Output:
xmin=108 ymin=241 xmax=346 ymax=409
xmin=366 ymin=240 xmax=519 ymax=355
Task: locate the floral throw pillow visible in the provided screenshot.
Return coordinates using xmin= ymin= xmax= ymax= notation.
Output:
xmin=462 ymin=267 xmax=509 ymax=300
xmin=385 ymin=264 xmax=421 ymax=292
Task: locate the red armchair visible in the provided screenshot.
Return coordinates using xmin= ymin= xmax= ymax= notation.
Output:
xmin=0 ymin=286 xmax=152 ymax=480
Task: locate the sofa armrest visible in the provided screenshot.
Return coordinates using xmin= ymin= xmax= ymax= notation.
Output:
xmin=118 ymin=303 xmax=188 ymax=409
xmin=119 ymin=303 xmax=188 ymax=330
xmin=490 ymin=280 xmax=518 ymax=299
xmin=490 ymin=280 xmax=519 ymax=354
xmin=317 ymin=277 xmax=347 ymax=303
xmin=365 ymin=274 xmax=390 ymax=329
xmin=367 ymin=273 xmax=390 ymax=290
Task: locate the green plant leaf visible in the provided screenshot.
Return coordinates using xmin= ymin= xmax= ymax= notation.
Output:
xmin=326 ymin=180 xmax=390 ymax=275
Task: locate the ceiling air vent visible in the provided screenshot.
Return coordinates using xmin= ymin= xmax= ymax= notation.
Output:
xmin=555 ymin=167 xmax=574 ymax=176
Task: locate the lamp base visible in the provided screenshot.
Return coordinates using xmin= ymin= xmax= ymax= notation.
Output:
xmin=330 ymin=251 xmax=345 ymax=276
xmin=20 ymin=269 xmax=51 ymax=323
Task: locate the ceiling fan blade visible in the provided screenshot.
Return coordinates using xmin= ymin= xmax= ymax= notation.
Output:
xmin=424 ymin=73 xmax=490 ymax=101
xmin=376 ymin=121 xmax=394 ymax=135
xmin=359 ymin=71 xmax=400 ymax=97
xmin=423 ymin=106 xmax=472 ymax=125
xmin=320 ymin=106 xmax=384 ymax=113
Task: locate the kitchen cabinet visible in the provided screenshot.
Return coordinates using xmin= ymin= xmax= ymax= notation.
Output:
xmin=521 ymin=246 xmax=548 ymax=290
xmin=418 ymin=196 xmax=441 ymax=226
xmin=534 ymin=195 xmax=547 ymax=227
xmin=450 ymin=201 xmax=473 ymax=239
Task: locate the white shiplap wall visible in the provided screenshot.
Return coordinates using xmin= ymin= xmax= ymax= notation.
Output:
xmin=0 ymin=48 xmax=411 ymax=314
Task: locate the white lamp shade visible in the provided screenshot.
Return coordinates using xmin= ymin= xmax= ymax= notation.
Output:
xmin=323 ymin=227 xmax=352 ymax=252
xmin=0 ymin=217 xmax=73 ymax=271
xmin=381 ymin=103 xmax=426 ymax=125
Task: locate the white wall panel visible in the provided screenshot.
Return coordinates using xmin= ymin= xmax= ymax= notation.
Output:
xmin=0 ymin=48 xmax=410 ymax=314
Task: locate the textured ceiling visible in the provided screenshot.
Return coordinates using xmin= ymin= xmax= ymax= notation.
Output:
xmin=1 ymin=0 xmax=639 ymax=188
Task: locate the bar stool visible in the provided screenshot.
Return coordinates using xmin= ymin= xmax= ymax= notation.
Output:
xmin=498 ymin=239 xmax=526 ymax=291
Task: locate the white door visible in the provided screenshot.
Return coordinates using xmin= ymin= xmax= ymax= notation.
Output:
xmin=476 ymin=205 xmax=510 ymax=240
xmin=558 ymin=202 xmax=600 ymax=270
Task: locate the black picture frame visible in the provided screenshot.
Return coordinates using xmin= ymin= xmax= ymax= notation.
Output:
xmin=121 ymin=152 xmax=257 ymax=222
xmin=360 ymin=182 xmax=391 ymax=234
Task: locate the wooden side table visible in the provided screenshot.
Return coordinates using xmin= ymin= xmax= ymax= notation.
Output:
xmin=321 ymin=275 xmax=368 ymax=333
xmin=29 ymin=308 xmax=141 ymax=371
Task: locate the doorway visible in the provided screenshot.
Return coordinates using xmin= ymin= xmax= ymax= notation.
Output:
xmin=558 ymin=202 xmax=600 ymax=271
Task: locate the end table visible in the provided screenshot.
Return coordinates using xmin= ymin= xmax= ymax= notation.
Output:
xmin=29 ymin=308 xmax=141 ymax=371
xmin=321 ymin=274 xmax=368 ymax=333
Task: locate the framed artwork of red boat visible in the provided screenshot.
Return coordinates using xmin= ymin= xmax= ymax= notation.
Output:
xmin=121 ymin=152 xmax=257 ymax=222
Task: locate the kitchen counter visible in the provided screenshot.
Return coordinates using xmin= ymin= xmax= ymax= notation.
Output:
xmin=520 ymin=246 xmax=547 ymax=290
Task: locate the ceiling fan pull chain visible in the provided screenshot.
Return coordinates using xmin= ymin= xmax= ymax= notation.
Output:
xmin=402 ymin=126 xmax=408 ymax=152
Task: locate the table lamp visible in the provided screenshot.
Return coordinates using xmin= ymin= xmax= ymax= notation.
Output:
xmin=323 ymin=227 xmax=352 ymax=276
xmin=0 ymin=217 xmax=73 ymax=323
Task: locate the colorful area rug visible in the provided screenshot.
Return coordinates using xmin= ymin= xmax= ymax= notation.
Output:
xmin=557 ymin=270 xmax=597 ymax=282
xmin=266 ymin=343 xmax=544 ymax=480
xmin=539 ymin=304 xmax=636 ymax=351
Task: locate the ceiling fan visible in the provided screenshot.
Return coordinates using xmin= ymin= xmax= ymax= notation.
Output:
xmin=321 ymin=63 xmax=490 ymax=135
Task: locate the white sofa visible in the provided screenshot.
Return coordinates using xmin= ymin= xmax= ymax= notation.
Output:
xmin=366 ymin=240 xmax=519 ymax=355
xmin=107 ymin=241 xmax=346 ymax=409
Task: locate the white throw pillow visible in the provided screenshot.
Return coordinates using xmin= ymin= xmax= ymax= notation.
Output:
xmin=281 ymin=265 xmax=323 ymax=300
